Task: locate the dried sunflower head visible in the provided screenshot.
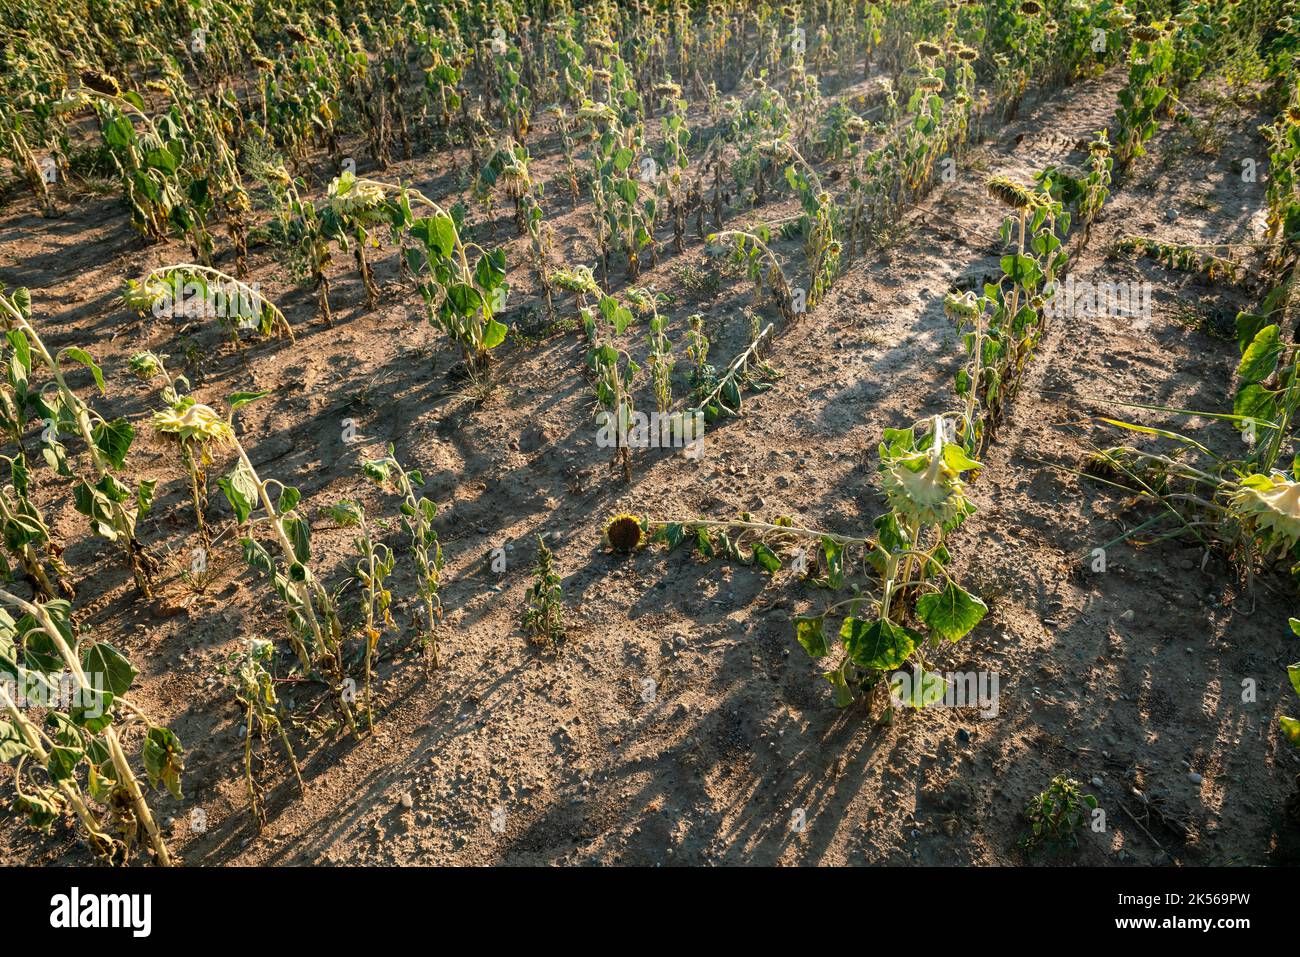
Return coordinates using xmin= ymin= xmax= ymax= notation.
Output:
xmin=1230 ymin=474 xmax=1300 ymax=555
xmin=986 ymin=175 xmax=1039 ymax=210
xmin=1130 ymin=24 xmax=1162 ymax=43
xmin=917 ymin=75 xmax=944 ymax=93
xmin=264 ymin=165 xmax=292 ymax=189
xmin=915 ymin=40 xmax=943 ymax=59
xmin=550 ymin=265 xmax=600 ymax=295
xmin=604 ymin=514 xmax=644 ymax=553
xmin=79 ymin=69 xmax=120 ymax=96
xmin=577 ymin=100 xmax=618 ymax=124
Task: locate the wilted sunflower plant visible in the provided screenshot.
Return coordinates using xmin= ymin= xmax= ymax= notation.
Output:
xmin=378 ymin=179 xmax=511 ymax=373
xmin=323 ymin=500 xmax=393 ymax=733
xmin=223 ymin=636 xmax=304 ymax=830
xmin=643 ymin=415 xmax=987 ymax=708
xmin=1082 ymin=366 xmax=1300 ymax=598
xmin=363 ymin=446 xmax=445 ymax=671
xmin=0 ymin=332 xmax=72 ymax=600
xmin=216 ymin=392 xmax=358 ymax=735
xmin=0 ymin=592 xmax=183 ymax=866
xmin=148 ymin=380 xmax=234 ymax=550
xmin=1112 ymin=22 xmax=1176 ymax=173
xmin=123 ymin=264 xmax=293 ymax=344
xmin=946 ymin=175 xmax=1069 ymax=453
xmin=0 ymin=286 xmax=158 ymax=597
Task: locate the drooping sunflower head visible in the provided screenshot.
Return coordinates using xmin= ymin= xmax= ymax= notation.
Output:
xmin=986 ymin=175 xmax=1039 ymax=211
xmin=915 ymin=40 xmax=943 ymax=59
xmin=121 ymin=277 xmax=169 ymax=314
xmin=550 ymin=265 xmax=600 ymax=295
xmin=153 ymin=402 xmax=235 ymax=448
xmin=1088 ymin=131 xmax=1112 ymax=154
xmin=128 ymin=351 xmax=166 ymax=381
xmin=917 ymin=75 xmax=944 ymax=94
xmin=880 ymin=418 xmax=977 ymax=529
xmin=327 ymin=172 xmax=386 ymax=218
xmin=1130 ymin=24 xmax=1162 ymax=43
xmin=79 ymin=68 xmax=120 ymax=97
xmin=604 ymin=513 xmax=644 ymax=553
xmin=265 ymin=165 xmax=293 ymax=189
xmin=1286 ymin=105 xmax=1300 ymax=127
xmin=943 ymin=290 xmax=982 ymax=323
xmin=1020 ymin=0 xmax=1043 ymax=15
xmin=1229 ymin=474 xmax=1300 ymax=555
xmin=577 ymin=100 xmax=618 ymax=124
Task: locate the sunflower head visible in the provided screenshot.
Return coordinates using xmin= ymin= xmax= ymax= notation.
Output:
xmin=1088 ymin=131 xmax=1112 ymax=154
xmin=79 ymin=68 xmax=120 ymax=97
xmin=1130 ymin=24 xmax=1162 ymax=43
xmin=327 ymin=171 xmax=386 ymax=218
xmin=986 ymin=175 xmax=1038 ymax=211
xmin=121 ymin=277 xmax=168 ymax=314
xmin=915 ymin=40 xmax=943 ymax=59
xmin=1230 ymin=474 xmax=1300 ymax=555
xmin=943 ymin=290 xmax=982 ymax=323
xmin=917 ymin=75 xmax=944 ymax=94
xmin=1020 ymin=0 xmax=1043 ymax=15
xmin=128 ymin=351 xmax=165 ymax=381
xmin=604 ymin=514 xmax=644 ymax=553
xmin=265 ymin=165 xmax=293 ymax=189
xmin=880 ymin=418 xmax=978 ymax=529
xmin=153 ymin=402 xmax=234 ymax=448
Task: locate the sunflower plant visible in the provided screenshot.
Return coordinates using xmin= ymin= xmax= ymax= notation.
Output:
xmin=645 ymin=416 xmax=986 ymax=708
xmin=0 ymin=591 xmax=181 ymax=865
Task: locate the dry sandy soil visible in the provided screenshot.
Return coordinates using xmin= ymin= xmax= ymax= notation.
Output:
xmin=1 ymin=56 xmax=1298 ymax=867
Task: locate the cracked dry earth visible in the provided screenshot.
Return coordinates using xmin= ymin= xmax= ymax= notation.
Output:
xmin=1 ymin=59 xmax=1298 ymax=867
